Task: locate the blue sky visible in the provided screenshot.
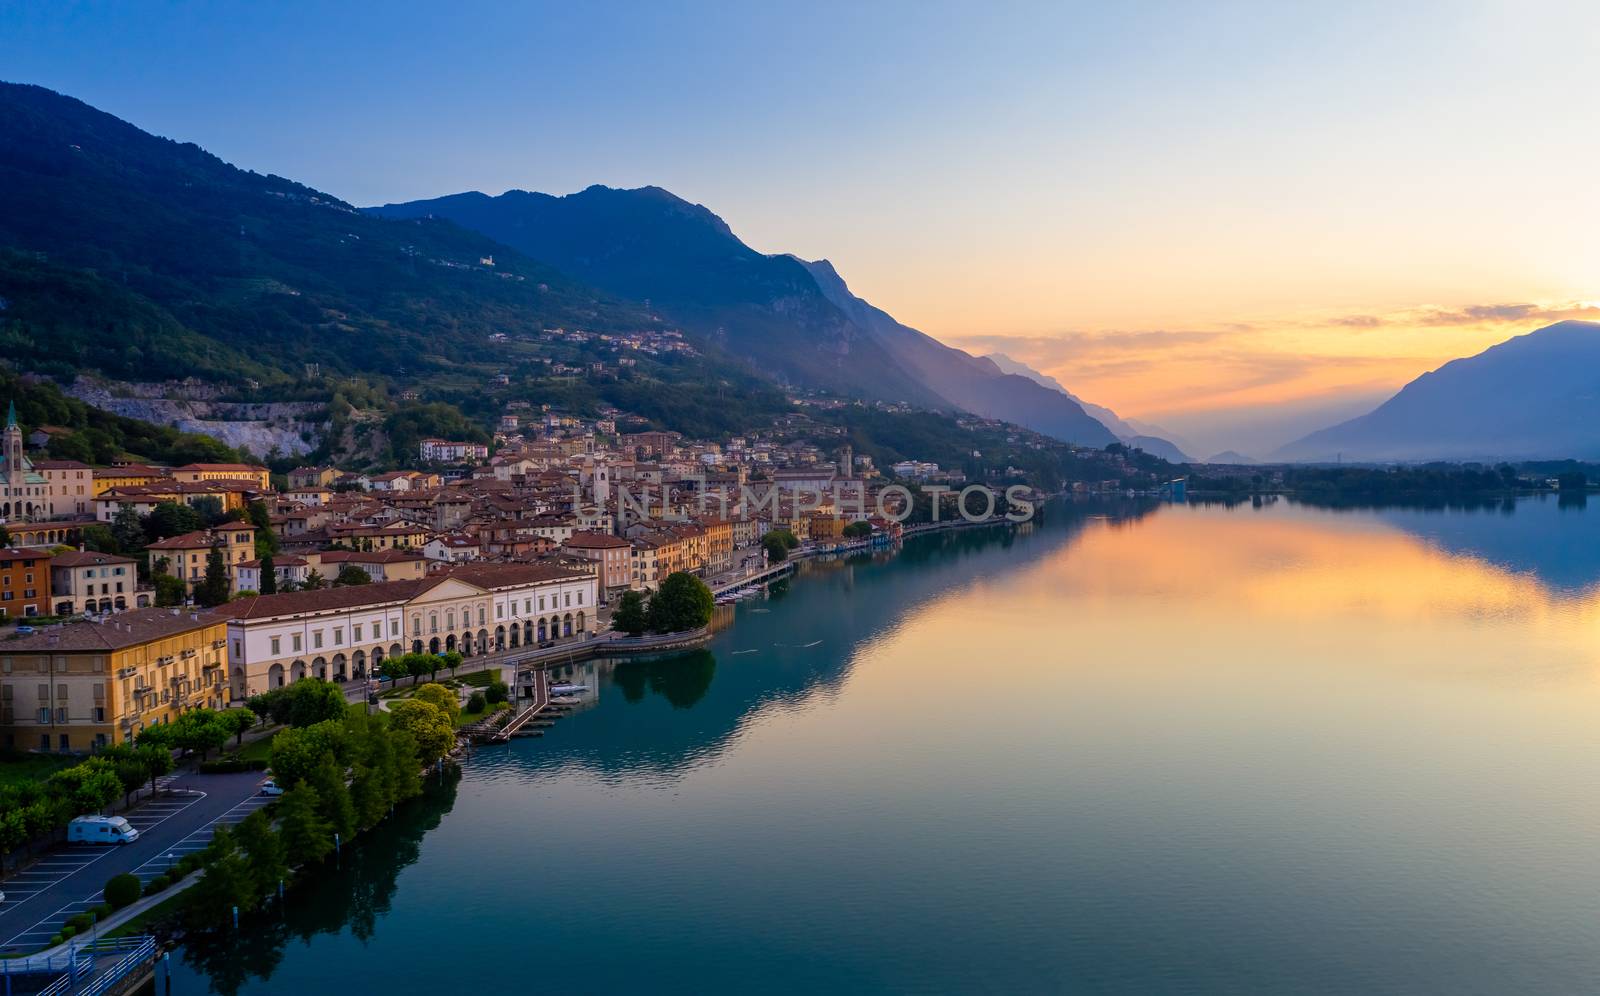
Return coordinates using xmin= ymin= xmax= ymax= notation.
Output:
xmin=5 ymin=1 xmax=1598 ymax=455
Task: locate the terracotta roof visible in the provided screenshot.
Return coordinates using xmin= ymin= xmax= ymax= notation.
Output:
xmin=146 ymin=530 xmax=214 ymax=550
xmin=319 ymin=549 xmax=427 ymax=564
xmin=1 ymin=607 xmax=224 ymax=651
xmin=216 ymin=579 xmax=431 ymax=620
xmin=0 ymin=549 xmax=49 ymax=564
xmin=563 ymin=531 xmax=630 ymax=549
xmin=50 ymin=550 xmax=138 ymax=568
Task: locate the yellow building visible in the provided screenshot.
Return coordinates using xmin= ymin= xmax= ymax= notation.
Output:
xmin=172 ymin=463 xmax=272 ymax=489
xmin=0 ymin=607 xmax=229 ymax=752
xmin=90 ymin=463 xmax=169 ymax=497
xmin=146 ymin=523 xmax=257 ymax=594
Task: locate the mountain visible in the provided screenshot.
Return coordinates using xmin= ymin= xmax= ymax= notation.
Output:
xmin=983 ymin=352 xmax=1192 ymax=461
xmin=368 ymin=187 xmax=1118 ymax=447
xmin=1204 ymin=451 xmax=1258 ymax=465
xmin=1277 ymin=321 xmax=1600 ymax=462
xmin=795 ymin=259 xmax=1115 ymax=446
xmin=0 ymin=82 xmax=655 ymax=386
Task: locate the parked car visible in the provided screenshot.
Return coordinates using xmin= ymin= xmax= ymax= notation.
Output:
xmin=538 ymin=640 xmax=555 ymax=649
xmin=259 ymin=779 xmax=285 ymax=796
xmin=67 ymin=815 xmax=139 ymax=845
xmin=15 ymin=625 xmax=34 ymax=636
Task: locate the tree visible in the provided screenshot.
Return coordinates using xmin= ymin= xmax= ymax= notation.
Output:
xmin=234 ymin=809 xmax=287 ymax=897
xmin=412 ymin=683 xmax=459 ymax=724
xmin=333 ymin=565 xmax=372 ymax=587
xmin=110 ymin=505 xmax=146 ymax=556
xmin=189 ymin=495 xmax=226 ymax=526
xmin=169 ymin=709 xmax=231 ymax=760
xmin=258 ymin=553 xmax=278 ymax=595
xmin=301 ymin=568 xmax=327 ymax=591
xmin=221 ymin=707 xmax=257 ymax=746
xmin=440 ymin=650 xmax=463 ymax=677
xmin=843 ymin=520 xmax=872 ymax=538
xmin=309 ymin=755 xmax=356 ymax=841
xmin=145 ymin=501 xmax=202 ymax=540
xmin=761 ymin=529 xmax=798 ymax=563
xmin=388 ymin=699 xmax=455 ymax=764
xmin=269 ymin=722 xmax=350 ymax=786
xmin=51 ymin=759 xmax=123 ymax=815
xmin=186 ymin=827 xmax=257 ymax=926
xmin=104 ymin=872 xmax=142 ymax=910
xmin=407 ymin=653 xmax=434 ymax=686
xmin=135 ymin=741 xmax=175 ymax=795
xmin=379 ymin=656 xmax=411 ymax=685
xmin=152 ymin=572 xmax=187 ymax=606
xmin=248 ymin=499 xmax=280 ymax=559
xmin=277 ymin=784 xmax=333 ymax=865
xmin=284 ymin=680 xmax=347 ymax=728
xmin=612 ymin=590 xmax=648 ymax=635
xmin=646 ymin=572 xmax=714 ymax=633
xmin=193 ymin=543 xmax=232 ymax=607
xmin=0 ymin=524 xmax=9 ymax=548
xmin=485 ymin=680 xmax=509 ymax=705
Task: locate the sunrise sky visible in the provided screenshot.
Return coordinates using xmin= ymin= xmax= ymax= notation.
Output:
xmin=5 ymin=0 xmax=1597 ymax=455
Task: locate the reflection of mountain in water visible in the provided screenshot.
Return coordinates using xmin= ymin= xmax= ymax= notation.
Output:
xmin=510 ymin=500 xmax=1159 ymax=778
xmin=1369 ymin=496 xmax=1600 ymax=594
xmin=180 ymin=770 xmax=461 ymax=996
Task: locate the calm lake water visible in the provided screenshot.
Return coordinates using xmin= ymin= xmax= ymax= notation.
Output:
xmin=172 ymin=496 xmax=1600 ymax=994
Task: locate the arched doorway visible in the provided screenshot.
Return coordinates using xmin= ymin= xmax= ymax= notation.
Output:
xmin=495 ymin=625 xmax=506 ymax=650
xmin=478 ymin=629 xmax=488 ymax=655
xmin=332 ymin=653 xmax=348 ymax=682
xmin=576 ymin=610 xmax=586 ymax=633
xmin=537 ymin=619 xmax=547 ymax=642
xmin=391 ymin=643 xmax=403 ymax=659
xmin=445 ymin=633 xmax=457 ymax=653
xmin=354 ymin=649 xmax=368 ymax=678
xmin=563 ymin=614 xmax=573 ymax=637
xmin=412 ymin=640 xmax=423 ymax=655
xmin=428 ymin=637 xmax=440 ymax=655
xmin=509 ymin=626 xmax=520 ymax=648
xmin=522 ymin=621 xmax=533 ymax=645
xmin=313 ymin=656 xmax=328 ymax=680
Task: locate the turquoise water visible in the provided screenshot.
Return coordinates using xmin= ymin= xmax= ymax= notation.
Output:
xmin=172 ymin=498 xmax=1600 ymax=994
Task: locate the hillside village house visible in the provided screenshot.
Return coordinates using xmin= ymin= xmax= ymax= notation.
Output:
xmin=94 ymin=480 xmax=256 ymax=520
xmin=0 ymin=608 xmax=229 ymax=752
xmin=89 ymin=463 xmax=169 ymax=496
xmin=50 ymin=550 xmax=146 ymax=615
xmin=218 ymin=563 xmax=596 ymax=697
xmin=419 ymin=439 xmax=489 ymax=463
xmin=0 ymin=548 xmax=51 ymax=618
xmin=146 ymin=522 xmax=257 ymax=594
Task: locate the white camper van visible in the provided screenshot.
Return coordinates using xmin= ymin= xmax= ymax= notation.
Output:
xmin=66 ymin=815 xmax=140 ymax=845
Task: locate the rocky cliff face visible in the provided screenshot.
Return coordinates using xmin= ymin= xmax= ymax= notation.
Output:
xmin=67 ymin=378 xmax=328 ymax=458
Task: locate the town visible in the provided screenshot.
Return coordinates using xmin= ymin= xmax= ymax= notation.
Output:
xmin=0 ymin=391 xmax=1180 ymax=756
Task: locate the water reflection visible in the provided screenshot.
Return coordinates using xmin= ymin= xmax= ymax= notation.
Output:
xmin=179 ymin=770 xmax=460 ymax=995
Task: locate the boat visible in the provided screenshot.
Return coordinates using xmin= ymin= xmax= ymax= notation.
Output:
xmin=549 ymin=683 xmax=589 ymax=695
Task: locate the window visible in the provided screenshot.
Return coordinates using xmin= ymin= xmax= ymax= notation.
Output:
xmin=271 ymin=636 xmax=281 ymax=656
xmin=353 ymin=624 xmax=363 ymax=641
xmin=391 ymin=619 xmax=400 ymax=637
xmin=313 ymin=631 xmax=323 ymax=649
xmin=333 ymin=629 xmax=343 ymax=646
xmin=292 ymin=633 xmax=302 ymax=653
xmin=233 ymin=640 xmax=241 ymax=658
xmin=37 ymin=707 xmax=49 ymax=724
xmin=478 ymin=607 xmax=485 ymax=625
xmin=94 ymin=706 xmax=105 ymax=722
xmin=496 ymin=604 xmax=503 ymax=619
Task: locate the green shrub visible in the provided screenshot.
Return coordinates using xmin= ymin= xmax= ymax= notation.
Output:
xmin=104 ymin=873 xmax=142 ymax=910
xmin=58 ymin=925 xmax=76 ymax=940
xmin=199 ymin=755 xmax=268 ymax=774
xmin=91 ymin=903 xmax=112 ymax=919
xmin=178 ymin=854 xmax=202 ymax=874
xmin=144 ymin=875 xmax=170 ymax=896
xmin=48 ymin=933 xmax=63 ymax=947
xmin=485 ymin=680 xmax=509 ymax=705
xmin=66 ymin=912 xmax=93 ymax=932
xmin=466 ymin=691 xmax=487 ymax=713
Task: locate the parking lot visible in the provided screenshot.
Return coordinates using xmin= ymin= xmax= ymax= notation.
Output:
xmin=0 ymin=770 xmax=269 ymax=953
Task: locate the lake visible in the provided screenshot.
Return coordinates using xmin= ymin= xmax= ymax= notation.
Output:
xmin=172 ymin=496 xmax=1600 ymax=994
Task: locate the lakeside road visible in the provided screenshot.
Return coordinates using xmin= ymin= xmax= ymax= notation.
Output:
xmin=0 ymin=769 xmax=269 ymax=954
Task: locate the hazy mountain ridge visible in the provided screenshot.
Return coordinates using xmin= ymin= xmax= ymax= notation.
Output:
xmin=983 ymin=353 xmax=1192 ymax=460
xmin=370 ymin=186 xmax=1117 ymax=446
xmin=1278 ymin=320 xmax=1600 ymax=461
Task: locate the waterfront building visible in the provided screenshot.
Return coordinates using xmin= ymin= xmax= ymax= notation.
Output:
xmin=562 ymin=531 xmax=633 ymax=596
xmin=146 ymin=522 xmax=257 ymax=595
xmin=0 ymin=607 xmax=229 ymax=751
xmin=219 ymin=563 xmax=596 ymax=698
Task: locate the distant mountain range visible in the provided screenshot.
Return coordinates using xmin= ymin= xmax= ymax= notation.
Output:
xmin=367 ymin=187 xmax=1117 ymax=447
xmin=981 ymin=353 xmax=1193 ymax=461
xmin=1277 ymin=321 xmax=1600 ymax=462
